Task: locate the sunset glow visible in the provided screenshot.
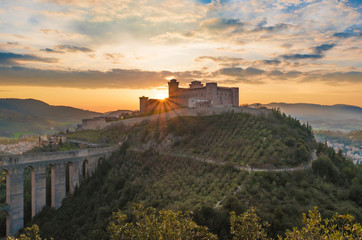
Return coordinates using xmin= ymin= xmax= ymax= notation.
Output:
xmin=0 ymin=0 xmax=361 ymax=112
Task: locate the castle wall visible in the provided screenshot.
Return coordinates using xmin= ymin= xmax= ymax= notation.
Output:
xmin=170 ymin=82 xmax=238 ymax=107
xmin=82 ymin=118 xmax=106 ymax=130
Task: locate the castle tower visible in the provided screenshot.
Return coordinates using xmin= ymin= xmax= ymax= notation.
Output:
xmin=139 ymin=96 xmax=149 ymax=113
xmin=231 ymin=88 xmax=239 ymax=107
xmin=168 ymin=79 xmax=179 ymax=98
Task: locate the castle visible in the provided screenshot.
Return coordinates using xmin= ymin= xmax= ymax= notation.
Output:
xmin=139 ymin=79 xmax=239 ymax=114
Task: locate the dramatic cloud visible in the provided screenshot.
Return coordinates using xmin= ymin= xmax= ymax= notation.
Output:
xmin=333 ymin=24 xmax=362 ymax=38
xmin=41 ymin=45 xmax=94 ymax=53
xmin=0 ymin=52 xmax=57 ymax=65
xmin=0 ymin=66 xmax=202 ymax=89
xmin=0 ymin=0 xmax=361 ymax=108
xmin=281 ymin=43 xmax=336 ymax=60
xmin=200 ymin=18 xmax=245 ymax=31
xmin=252 ymin=20 xmax=289 ymax=32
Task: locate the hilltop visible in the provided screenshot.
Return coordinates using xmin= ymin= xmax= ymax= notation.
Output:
xmin=27 ymin=110 xmax=362 ymax=240
xmin=0 ymin=98 xmax=101 ymax=137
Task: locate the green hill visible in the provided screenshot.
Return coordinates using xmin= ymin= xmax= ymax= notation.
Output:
xmin=0 ymin=98 xmax=101 ymax=137
xmin=26 ymin=110 xmax=361 ymax=240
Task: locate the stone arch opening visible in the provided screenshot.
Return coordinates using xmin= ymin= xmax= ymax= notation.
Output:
xmin=82 ymin=160 xmax=89 ymax=179
xmin=66 ymin=162 xmax=74 ymax=194
xmin=46 ymin=165 xmax=55 ymax=208
xmin=0 ymin=169 xmax=9 ymax=237
xmin=98 ymin=157 xmax=105 ymax=167
xmin=23 ymin=166 xmax=35 ymax=225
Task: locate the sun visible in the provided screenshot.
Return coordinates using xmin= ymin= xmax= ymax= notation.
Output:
xmin=155 ymin=90 xmax=168 ymax=100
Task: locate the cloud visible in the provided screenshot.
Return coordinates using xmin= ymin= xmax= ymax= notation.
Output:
xmin=305 ymin=71 xmax=362 ymax=84
xmin=208 ymin=66 xmax=362 ymax=85
xmin=104 ymin=53 xmax=124 ymax=64
xmin=314 ymin=44 xmax=335 ymax=54
xmin=281 ymin=43 xmax=336 ymax=60
xmin=196 ymin=56 xmax=290 ymax=68
xmin=0 ymin=66 xmax=203 ymax=89
xmin=0 ymin=65 xmax=361 ymax=89
xmin=214 ymin=67 xmax=266 ymax=84
xmin=218 ymin=67 xmax=265 ymax=77
xmin=262 ymin=59 xmax=281 ymax=65
xmin=196 ymin=56 xmax=243 ymax=62
xmin=0 ymin=52 xmax=57 ymax=65
xmin=40 ymin=48 xmax=62 ymax=53
xmin=281 ymin=54 xmax=323 ymax=60
xmin=55 ymin=45 xmax=93 ymax=52
xmin=252 ymin=20 xmax=289 ymax=32
xmin=333 ymin=24 xmax=362 ymax=38
xmin=201 ymin=18 xmax=245 ymax=31
xmin=41 ymin=45 xmax=94 ymax=53
xmin=195 ymin=56 xmax=244 ymax=67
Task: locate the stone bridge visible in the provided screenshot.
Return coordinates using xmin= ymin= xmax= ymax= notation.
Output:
xmin=0 ymin=146 xmax=118 ymax=236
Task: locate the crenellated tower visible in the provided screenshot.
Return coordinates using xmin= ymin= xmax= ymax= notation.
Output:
xmin=168 ymin=79 xmax=179 ymax=98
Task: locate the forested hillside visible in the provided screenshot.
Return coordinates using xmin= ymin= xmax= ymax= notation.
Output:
xmin=26 ymin=111 xmax=361 ymax=240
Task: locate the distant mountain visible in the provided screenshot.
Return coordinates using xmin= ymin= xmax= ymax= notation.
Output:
xmin=0 ymin=98 xmax=102 ymax=137
xmin=254 ymin=102 xmax=362 ymax=131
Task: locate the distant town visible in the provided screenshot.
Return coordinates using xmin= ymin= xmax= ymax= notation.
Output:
xmin=315 ymin=134 xmax=362 ymax=165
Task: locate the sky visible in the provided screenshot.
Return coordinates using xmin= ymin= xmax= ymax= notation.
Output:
xmin=0 ymin=0 xmax=361 ymax=112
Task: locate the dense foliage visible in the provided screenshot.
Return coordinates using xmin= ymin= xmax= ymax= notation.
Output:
xmin=5 ymin=111 xmax=361 ymax=239
xmin=107 ymin=204 xmax=217 ymax=240
xmin=16 ymin=206 xmax=362 ymax=240
xmin=28 ymin=142 xmax=362 ymax=239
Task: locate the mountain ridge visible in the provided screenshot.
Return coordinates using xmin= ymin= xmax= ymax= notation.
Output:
xmin=0 ymin=98 xmax=102 ymax=137
xmin=254 ymin=102 xmax=362 ymax=131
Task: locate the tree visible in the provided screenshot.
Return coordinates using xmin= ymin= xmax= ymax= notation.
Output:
xmin=281 ymin=207 xmax=362 ymax=240
xmin=107 ymin=203 xmax=217 ymax=240
xmin=230 ymin=208 xmax=270 ymax=240
xmin=7 ymin=225 xmax=53 ymax=240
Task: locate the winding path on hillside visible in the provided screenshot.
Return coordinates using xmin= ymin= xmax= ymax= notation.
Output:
xmin=130 ymin=148 xmax=318 ymax=173
xmin=129 ymin=147 xmax=319 ymax=208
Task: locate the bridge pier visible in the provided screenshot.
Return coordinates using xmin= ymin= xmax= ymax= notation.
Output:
xmin=54 ymin=163 xmax=66 ymax=209
xmin=34 ymin=166 xmax=46 ymax=216
xmin=70 ymin=162 xmax=80 ymax=194
xmin=8 ymin=168 xmax=24 ymax=236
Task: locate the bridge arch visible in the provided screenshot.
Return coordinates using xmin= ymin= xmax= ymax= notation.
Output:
xmin=82 ymin=159 xmax=89 ymax=179
xmin=0 ymin=169 xmax=9 ymax=237
xmin=46 ymin=164 xmax=55 ymax=208
xmin=1 ymin=169 xmax=10 ymax=206
xmin=98 ymin=157 xmax=104 ymax=166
